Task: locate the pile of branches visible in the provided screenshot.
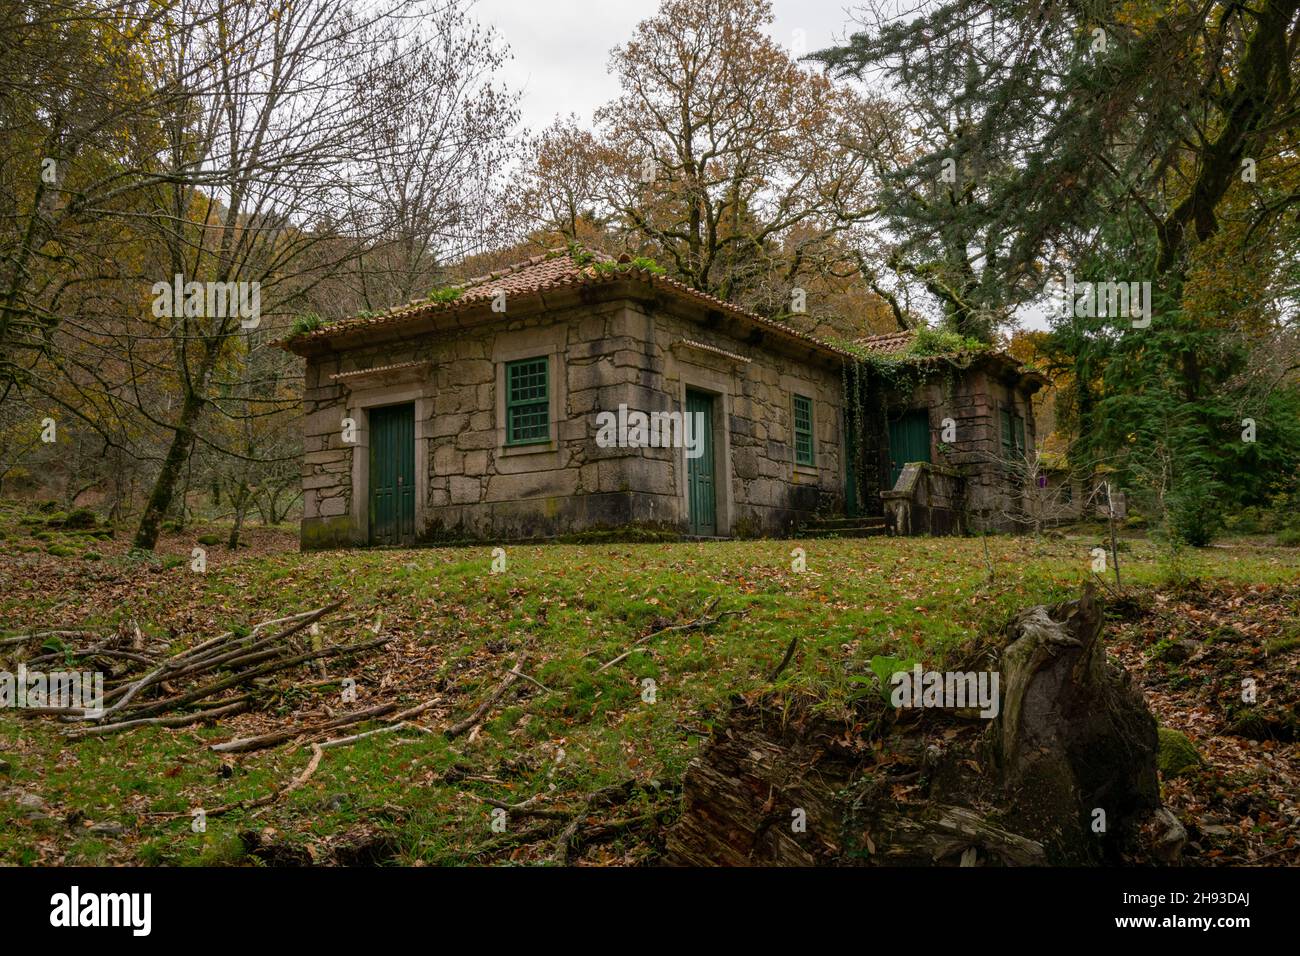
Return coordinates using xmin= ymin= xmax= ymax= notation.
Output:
xmin=4 ymin=601 xmax=390 ymax=738
xmin=464 ymin=779 xmax=677 ymax=865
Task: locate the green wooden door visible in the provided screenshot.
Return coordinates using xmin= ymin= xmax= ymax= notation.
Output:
xmin=369 ymin=403 xmax=415 ymax=546
xmin=888 ymin=409 xmax=931 ymax=488
xmin=686 ymin=390 xmax=716 ymax=536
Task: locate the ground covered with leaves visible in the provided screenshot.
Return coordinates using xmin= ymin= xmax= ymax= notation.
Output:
xmin=0 ymin=499 xmax=1296 ymax=866
xmin=1107 ymin=584 xmax=1300 ymax=864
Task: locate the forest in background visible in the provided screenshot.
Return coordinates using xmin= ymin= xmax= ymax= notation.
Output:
xmin=1 ymin=0 xmax=1297 ymax=551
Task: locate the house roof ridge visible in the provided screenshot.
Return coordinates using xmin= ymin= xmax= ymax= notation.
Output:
xmin=281 ymin=245 xmax=857 ymax=363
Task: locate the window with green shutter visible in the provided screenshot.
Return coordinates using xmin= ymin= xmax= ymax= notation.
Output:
xmin=505 ymin=356 xmax=550 ymax=445
xmin=793 ymin=394 xmax=814 ymax=466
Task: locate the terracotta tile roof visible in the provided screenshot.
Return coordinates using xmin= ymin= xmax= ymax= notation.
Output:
xmin=280 ymin=249 xmax=1044 ymax=388
xmin=280 ymin=246 xmax=850 ymax=359
xmin=853 ymin=330 xmax=916 ymax=355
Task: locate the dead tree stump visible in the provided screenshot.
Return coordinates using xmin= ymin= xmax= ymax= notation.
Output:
xmin=992 ymin=583 xmax=1161 ymax=861
xmin=666 ymin=585 xmax=1171 ymax=866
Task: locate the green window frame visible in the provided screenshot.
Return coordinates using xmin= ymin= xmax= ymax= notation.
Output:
xmin=505 ymin=356 xmax=550 ymax=445
xmin=793 ymin=394 xmax=814 ymax=466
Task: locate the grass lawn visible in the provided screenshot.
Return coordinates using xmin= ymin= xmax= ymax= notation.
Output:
xmin=1 ymin=500 xmax=1297 ymax=865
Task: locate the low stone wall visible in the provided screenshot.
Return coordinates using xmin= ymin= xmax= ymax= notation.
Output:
xmin=882 ymin=462 xmax=966 ymax=536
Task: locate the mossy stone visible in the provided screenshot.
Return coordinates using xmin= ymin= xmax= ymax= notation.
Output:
xmin=1157 ymin=727 xmax=1203 ymax=777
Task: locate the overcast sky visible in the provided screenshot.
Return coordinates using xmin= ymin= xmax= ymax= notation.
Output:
xmin=465 ymin=0 xmax=1050 ymax=331
xmin=470 ymin=0 xmax=863 ymax=132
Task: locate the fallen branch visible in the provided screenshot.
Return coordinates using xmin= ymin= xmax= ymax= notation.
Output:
xmin=767 ymin=635 xmax=798 ymax=681
xmin=210 ymin=702 xmax=400 ymax=754
xmin=597 ymin=598 xmax=740 ymax=672
xmin=470 ymin=792 xmax=573 ymax=820
xmin=118 ymin=633 xmax=388 ymax=721
xmin=445 ymin=653 xmax=527 ymax=739
xmin=316 ymin=721 xmax=434 ymax=750
xmin=0 ymin=629 xmax=103 ymax=647
xmin=313 ymin=695 xmax=444 ymax=749
xmin=158 ymin=744 xmax=326 ymax=821
xmin=66 ymin=700 xmax=251 ymax=738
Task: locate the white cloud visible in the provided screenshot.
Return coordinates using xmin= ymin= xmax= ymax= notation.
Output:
xmin=470 ymin=0 xmax=863 ymax=133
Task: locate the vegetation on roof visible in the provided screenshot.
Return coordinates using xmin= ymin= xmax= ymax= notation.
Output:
xmin=288 ymin=313 xmax=325 ymax=337
xmin=827 ymin=326 xmax=986 ymax=365
xmin=592 ymin=255 xmax=666 ymax=277
xmin=568 ymin=242 xmax=597 ymax=268
xmin=426 ymin=286 xmax=463 ymax=304
xmin=906 ymin=326 xmax=989 ymax=357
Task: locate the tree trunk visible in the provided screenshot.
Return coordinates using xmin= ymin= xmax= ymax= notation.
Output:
xmin=667 ymin=585 xmax=1174 ymax=866
xmin=133 ymin=394 xmax=202 ymax=550
xmin=992 ymin=583 xmax=1159 ymax=860
xmin=228 ymin=482 xmax=249 ymax=550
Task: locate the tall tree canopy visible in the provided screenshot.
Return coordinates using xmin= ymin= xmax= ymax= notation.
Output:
xmin=814 ymin=0 xmax=1300 ymax=540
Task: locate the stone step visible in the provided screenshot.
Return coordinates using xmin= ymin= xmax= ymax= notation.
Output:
xmin=804 ymin=516 xmax=886 ymax=530
xmin=799 ymin=516 xmax=887 ymax=538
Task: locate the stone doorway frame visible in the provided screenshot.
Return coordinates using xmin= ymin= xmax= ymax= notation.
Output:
xmin=332 ymin=364 xmax=434 ymax=546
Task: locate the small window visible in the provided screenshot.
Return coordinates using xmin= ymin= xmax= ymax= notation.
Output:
xmin=505 ymin=356 xmax=550 ymax=445
xmin=793 ymin=394 xmax=814 ymax=466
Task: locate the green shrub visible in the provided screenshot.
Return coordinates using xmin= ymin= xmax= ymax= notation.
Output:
xmin=627 ymin=256 xmax=666 ymax=275
xmin=1166 ymin=471 xmax=1222 ymax=547
xmin=289 ymin=313 xmax=324 ymax=336
xmin=83 ymin=551 xmax=103 ymax=562
xmin=426 ymin=286 xmax=462 ymax=304
xmin=592 ymin=256 xmax=667 ymax=277
xmin=1277 ymin=526 xmax=1300 ymax=548
xmin=63 ymin=507 xmax=98 ymax=530
xmin=907 ymin=326 xmax=987 ymax=357
xmin=197 ymin=533 xmax=222 ymax=546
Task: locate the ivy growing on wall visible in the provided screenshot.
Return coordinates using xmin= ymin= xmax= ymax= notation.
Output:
xmin=835 ymin=333 xmax=993 ymax=497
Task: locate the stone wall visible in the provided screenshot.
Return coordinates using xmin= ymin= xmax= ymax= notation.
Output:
xmin=299 ymin=287 xmax=845 ymax=548
xmin=874 ymin=363 xmax=1040 ymax=534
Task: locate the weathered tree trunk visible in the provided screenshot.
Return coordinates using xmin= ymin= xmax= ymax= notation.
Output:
xmin=227 ymin=481 xmax=250 ymax=549
xmin=667 ymin=585 xmax=1173 ymax=866
xmin=991 ymin=583 xmax=1160 ymax=861
xmin=133 ymin=404 xmax=199 ymax=551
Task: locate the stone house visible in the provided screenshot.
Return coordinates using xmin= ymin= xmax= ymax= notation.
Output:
xmin=842 ymin=331 xmax=1048 ymax=536
xmin=280 ymin=247 xmax=1045 ymax=548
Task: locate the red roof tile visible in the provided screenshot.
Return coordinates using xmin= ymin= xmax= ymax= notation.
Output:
xmin=853 ymin=330 xmax=916 ymax=355
xmin=280 ymin=246 xmax=850 ymax=359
